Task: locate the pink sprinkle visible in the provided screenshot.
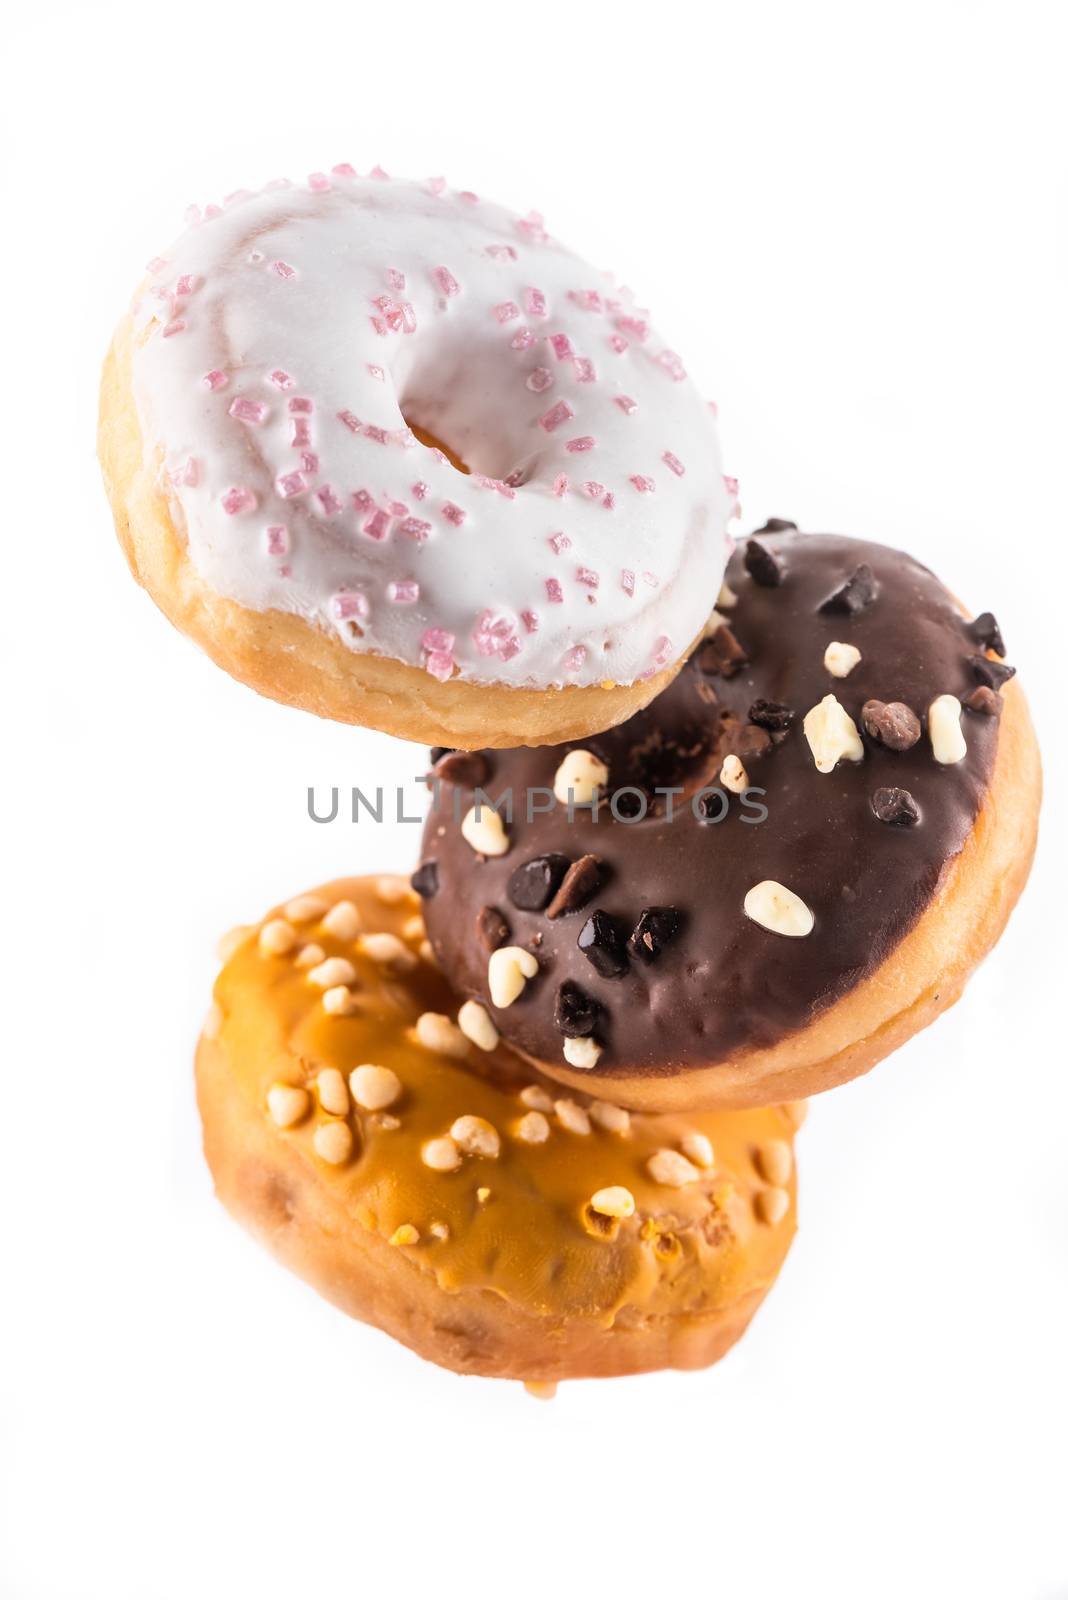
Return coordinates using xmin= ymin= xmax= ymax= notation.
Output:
xmin=265 ymin=525 xmax=289 ymax=557
xmin=539 ymin=399 xmax=575 ymax=433
xmin=569 ymin=289 xmax=604 ymax=312
xmin=652 ymin=635 xmax=673 ymax=666
xmin=352 ymin=489 xmax=375 ymax=513
xmin=574 ymin=357 xmax=597 ymax=383
xmin=576 ymin=566 xmax=599 ymax=588
xmin=545 ymin=578 xmax=564 ymax=604
xmin=229 ymin=396 xmax=268 ymax=425
xmin=367 ymin=363 xmax=385 ymax=381
xmin=332 ymin=163 xmax=357 ymax=177
xmin=332 ymin=591 xmax=368 ymax=621
xmin=603 ymin=492 xmax=616 ymax=510
xmin=615 ymin=315 xmax=648 ymax=342
xmin=374 ymin=294 xmax=407 ymax=332
xmin=388 ymin=499 xmax=409 ymax=517
xmin=202 ymin=369 xmax=229 ymax=391
xmin=486 ymin=243 xmax=518 ymax=261
xmin=270 ymin=261 xmax=296 ymax=280
xmin=316 ymin=485 xmax=343 ymax=515
xmin=146 ymin=256 xmax=168 ymax=274
xmin=494 ymin=301 xmax=521 ymax=323
xmin=422 ymin=627 xmax=455 ymax=653
xmin=521 ymin=609 xmax=540 ymax=633
xmin=290 ymin=418 xmax=311 ymax=447
xmin=458 ymin=190 xmax=479 ymax=204
xmin=388 ymin=580 xmax=419 ymax=604
xmin=709 ymin=400 xmax=719 ymax=418
xmin=276 ymin=471 xmax=307 ymax=499
xmin=517 ymin=212 xmax=549 ymax=244
xmin=662 ymin=450 xmax=686 ymax=476
xmin=370 ymin=165 xmax=390 ymax=180
xmin=204 ymin=204 xmax=222 ymax=220
xmin=411 ymin=481 xmax=429 ymax=501
xmin=337 ymin=410 xmax=362 ymax=434
xmin=549 ymin=333 xmax=574 ymax=361
xmin=401 ymin=301 xmax=418 ymax=333
xmin=723 ymin=474 xmax=739 ymax=496
xmin=563 ymin=645 xmax=587 ymax=674
xmin=426 ymin=651 xmax=454 ymax=682
xmin=221 ymin=486 xmax=256 ymax=516
xmin=397 ymin=516 xmax=431 ymax=541
xmin=643 ymin=571 xmax=660 ymax=587
xmin=426 ymin=176 xmax=447 ymax=196
xmin=621 ymin=569 xmax=636 ymax=596
xmin=432 ymin=265 xmax=460 ymax=298
xmin=583 ymin=481 xmax=604 ymax=499
xmin=267 ymin=369 xmax=296 ymax=390
xmin=364 ymin=424 xmax=389 ymax=445
xmin=630 ymin=474 xmax=656 ymax=493
xmin=362 ymin=509 xmax=392 ymax=541
xmin=548 ymin=532 xmax=571 ymax=554
xmin=608 ymin=335 xmax=629 ymax=354
xmin=369 ymin=315 xmax=388 ymax=337
xmin=441 ymin=501 xmax=466 ymax=526
xmin=526 ymin=367 xmax=553 ymax=393
xmin=168 ymin=458 xmax=199 ymax=488
xmin=308 ymin=172 xmax=330 ymax=192
xmin=565 ymin=436 xmax=595 ymax=453
xmin=301 ymin=451 xmax=320 ymax=474
xmin=386 ymin=267 xmax=406 ymax=292
xmin=162 ymin=319 xmax=186 ymax=338
xmin=289 ymin=396 xmax=313 ymax=414
xmin=552 ymin=474 xmax=569 ymax=497
xmin=510 ymin=328 xmax=536 ymax=351
xmin=175 ymin=274 xmax=201 ymax=297
xmin=658 ymin=350 xmax=687 ymax=382
xmin=614 ymin=395 xmax=638 ymax=415
xmin=523 ymin=287 xmax=548 ymax=318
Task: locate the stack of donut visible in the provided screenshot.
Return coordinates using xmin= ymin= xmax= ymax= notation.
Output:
xmin=102 ymin=171 xmax=1040 ymax=1389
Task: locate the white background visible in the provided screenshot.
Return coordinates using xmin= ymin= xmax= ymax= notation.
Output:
xmin=2 ymin=3 xmax=1066 ymax=1596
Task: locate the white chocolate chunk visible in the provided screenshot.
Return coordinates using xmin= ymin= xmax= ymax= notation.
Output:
xmin=422 ymin=1135 xmax=462 ymax=1173
xmin=552 ymin=749 xmax=608 ymax=805
xmin=322 ymin=985 xmax=359 ymax=1016
xmin=267 ymin=1084 xmax=309 ymax=1128
xmin=515 ymin=1111 xmax=550 ymax=1144
xmin=589 ymin=1100 xmax=631 ymax=1134
xmin=803 ymin=694 xmax=865 ymax=773
xmin=487 ymin=945 xmax=538 ymax=1007
xmin=554 ymin=1099 xmax=591 ymax=1135
xmin=719 ymin=754 xmax=748 ymax=794
xmin=414 ymin=1011 xmax=469 ymax=1058
xmin=359 ymin=932 xmax=416 ymax=970
xmin=823 ymin=641 xmax=861 ymax=678
xmin=457 ymin=1000 xmax=499 ymax=1052
xmin=563 ymin=1036 xmax=602 ymax=1070
xmin=307 ymin=955 xmax=357 ymax=989
xmin=743 ymin=880 xmax=814 ymax=938
xmin=928 ymin=693 xmax=967 ymax=764
xmin=450 ymin=1115 xmax=501 ymax=1159
xmin=284 ymin=895 xmax=328 ymax=924
xmin=647 ymin=1149 xmax=700 ymax=1187
xmin=321 ymin=899 xmax=361 ymax=939
xmin=258 ymin=918 xmax=298 ymax=956
xmin=350 ymin=1063 xmax=401 ymax=1110
xmin=519 ymin=1084 xmax=554 ymax=1113
xmin=460 ymin=804 xmax=510 ymax=856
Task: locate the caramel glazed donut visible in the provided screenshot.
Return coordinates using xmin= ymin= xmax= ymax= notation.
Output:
xmin=99 ymin=168 xmax=736 ymax=749
xmin=198 ymin=877 xmax=799 ymax=1384
xmin=416 ymin=523 xmax=1041 ymax=1112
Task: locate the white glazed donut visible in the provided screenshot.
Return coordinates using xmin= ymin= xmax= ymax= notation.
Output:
xmin=99 ymin=169 xmax=736 ymax=747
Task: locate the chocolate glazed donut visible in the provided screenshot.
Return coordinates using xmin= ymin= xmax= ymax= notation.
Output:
xmin=416 ymin=527 xmax=1041 ymax=1111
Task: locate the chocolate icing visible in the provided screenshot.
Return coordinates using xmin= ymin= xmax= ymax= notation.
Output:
xmin=419 ymin=530 xmax=1003 ymax=1077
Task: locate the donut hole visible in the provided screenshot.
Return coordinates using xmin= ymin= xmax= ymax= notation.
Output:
xmin=399 ymin=347 xmax=540 ymax=483
xmin=404 ymin=417 xmax=471 ymax=475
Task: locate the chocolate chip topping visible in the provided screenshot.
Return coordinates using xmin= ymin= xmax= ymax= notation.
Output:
xmin=744 ymin=539 xmax=785 ymax=588
xmin=967 ymin=611 xmax=1006 ymax=658
xmin=476 ymin=906 xmax=510 ymax=952
xmin=749 ymin=699 xmax=794 ymax=732
xmin=696 ymin=624 xmax=749 ymax=678
xmin=432 ymin=749 xmax=491 ymax=788
xmin=871 ymin=787 xmax=920 ymax=827
xmin=818 ymin=562 xmax=879 ymax=616
xmin=508 ymin=853 xmax=570 ymax=912
xmin=753 ymin=517 xmax=799 ymax=534
xmin=410 ymin=861 xmax=439 ymax=898
xmin=577 ymin=911 xmax=629 ymax=979
xmin=629 ymin=907 xmax=684 ymax=963
xmin=421 ymin=531 xmax=1001 ymax=1077
xmin=968 ymin=654 xmax=1016 ymax=691
xmin=861 ymin=699 xmax=922 ymax=751
xmin=553 ymin=980 xmax=602 ymax=1038
xmin=546 ymin=854 xmax=603 ymax=919
xmin=964 ymin=685 xmax=1002 ymax=716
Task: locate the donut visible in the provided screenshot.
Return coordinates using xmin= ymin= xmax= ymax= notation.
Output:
xmin=417 ymin=524 xmax=1041 ymax=1111
xmin=197 ymin=876 xmax=798 ymax=1383
xmin=99 ymin=170 xmax=735 ymax=749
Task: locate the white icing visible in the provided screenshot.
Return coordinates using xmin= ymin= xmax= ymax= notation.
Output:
xmin=131 ymin=173 xmax=734 ymax=689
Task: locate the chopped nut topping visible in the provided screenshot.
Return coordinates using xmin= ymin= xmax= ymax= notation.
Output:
xmin=259 ymin=918 xmax=298 ymax=956
xmin=519 ymin=1084 xmax=555 ymax=1113
xmin=928 ymin=694 xmax=967 ymax=764
xmin=744 ymin=538 xmax=785 ymax=587
xmin=375 ymin=1113 xmax=401 ymax=1131
xmin=554 ymin=1099 xmax=591 ymax=1136
xmin=267 ymin=1084 xmax=309 ymax=1128
xmin=743 ymin=880 xmax=814 ymax=938
xmin=460 ymin=804 xmax=510 ymax=857
xmin=964 ymin=685 xmax=1001 ymax=716
xmin=414 ymin=1011 xmax=469 ymax=1058
xmin=545 ymin=854 xmax=603 ymax=919
xmin=307 ymin=955 xmax=357 ymax=989
xmin=294 ymin=942 xmax=325 ymax=969
xmin=563 ymin=1035 xmax=602 ymax=1070
xmin=375 ymin=875 xmax=413 ymax=905
xmin=401 ymin=914 xmax=425 ymax=942
xmin=552 ymin=749 xmax=609 ymax=805
xmin=589 ymin=1101 xmax=631 ymax=1135
xmin=861 ymin=698 xmax=921 ymax=751
xmin=321 ymin=899 xmax=361 ymax=940
xmin=313 ymin=1121 xmax=353 ymax=1165
xmin=450 ymin=1115 xmax=501 ymax=1159
xmin=720 ymin=754 xmax=749 ymax=794
xmin=422 ymin=1136 xmax=462 ymax=1173
xmin=647 ymin=1148 xmax=701 ymax=1187
xmin=488 ymin=945 xmax=539 ymax=1007
xmin=359 ymin=932 xmax=417 ymax=970
xmin=680 ymin=1131 xmax=715 ymax=1169
xmin=823 ymin=641 xmax=862 ymax=678
xmin=803 ymin=694 xmax=865 ymax=772
xmin=756 ymin=1139 xmax=792 ymax=1185
xmin=316 ymin=1067 xmax=349 ymax=1116
xmin=428 ymin=1221 xmax=450 ymax=1241
xmin=390 ymin=1223 xmax=419 ymax=1247
xmin=457 ymin=999 xmax=499 ymax=1052
xmin=322 ymin=986 xmax=359 ymax=1016
xmin=349 ymin=1064 xmax=401 ymax=1111
xmin=284 ymin=894 xmax=328 ymax=924
xmin=515 ymin=1111 xmax=550 ymax=1144
xmin=476 ymin=1187 xmax=491 ymax=1203
xmin=756 ymin=1186 xmax=791 ymax=1224
xmin=590 ymin=1185 xmax=636 ymax=1219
